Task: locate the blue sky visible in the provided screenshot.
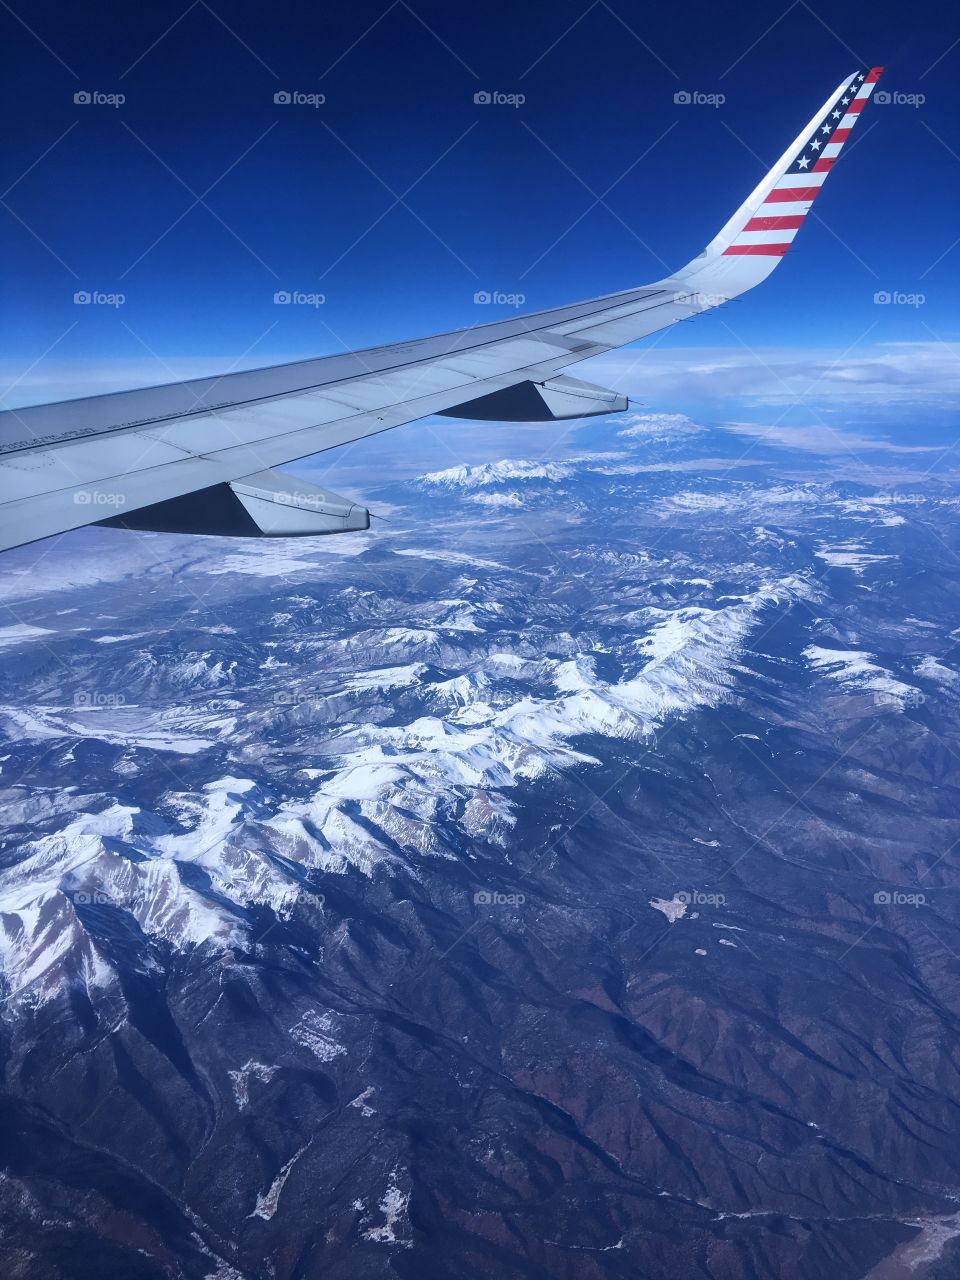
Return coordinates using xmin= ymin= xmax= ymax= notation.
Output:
xmin=0 ymin=0 xmax=957 ymax=433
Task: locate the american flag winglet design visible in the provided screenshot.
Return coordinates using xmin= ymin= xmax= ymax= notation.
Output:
xmin=723 ymin=66 xmax=883 ymax=257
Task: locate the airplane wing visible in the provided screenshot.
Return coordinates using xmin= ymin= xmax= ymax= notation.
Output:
xmin=0 ymin=67 xmax=882 ymax=554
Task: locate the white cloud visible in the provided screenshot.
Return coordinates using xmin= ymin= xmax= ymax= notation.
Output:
xmin=723 ymin=422 xmax=939 ymax=455
xmin=579 ymin=341 xmax=960 ymax=408
xmin=617 ymin=412 xmax=705 ymax=440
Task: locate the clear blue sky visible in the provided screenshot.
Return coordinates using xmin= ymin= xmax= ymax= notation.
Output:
xmin=0 ymin=0 xmax=956 ymax=411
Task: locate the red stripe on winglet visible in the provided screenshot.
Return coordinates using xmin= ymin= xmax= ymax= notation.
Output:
xmin=722 ymin=244 xmax=791 ymax=257
xmin=865 ymin=66 xmax=884 ymax=83
xmin=832 ymin=127 xmax=851 ymax=141
xmin=848 ymin=98 xmax=866 ymax=112
xmin=765 ymin=185 xmax=820 ymax=202
xmin=744 ymin=214 xmax=805 ymax=231
xmin=812 ymin=157 xmax=835 ymax=172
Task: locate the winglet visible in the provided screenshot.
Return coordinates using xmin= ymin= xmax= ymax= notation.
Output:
xmin=678 ymin=67 xmax=882 ymax=295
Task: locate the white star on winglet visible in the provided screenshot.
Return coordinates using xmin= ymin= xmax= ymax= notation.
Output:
xmin=821 ymin=123 xmax=831 ymax=133
xmin=810 ymin=139 xmax=821 ymax=150
xmin=797 ymin=155 xmax=810 ymax=169
xmin=842 ymin=96 xmax=850 ymax=104
xmin=856 ymin=73 xmax=864 ymax=81
xmin=832 ymin=110 xmax=841 ymax=118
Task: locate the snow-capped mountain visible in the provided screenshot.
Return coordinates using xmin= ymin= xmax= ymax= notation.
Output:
xmin=1 ymin=410 xmax=958 ymax=1280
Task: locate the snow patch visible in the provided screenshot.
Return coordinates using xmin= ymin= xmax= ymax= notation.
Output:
xmin=229 ymin=1061 xmax=278 ymax=1110
xmin=804 ymin=645 xmax=918 ymax=707
xmin=815 ymin=542 xmax=895 ymax=575
xmin=0 ymin=624 xmax=54 ymax=649
xmin=915 ymin=656 xmax=958 ymax=685
xmin=392 ymin=548 xmax=506 ymax=570
xmin=349 ymin=1086 xmax=377 ymax=1118
xmin=650 ymin=897 xmax=687 ymax=924
xmin=363 ymin=1170 xmax=411 ymax=1246
xmin=249 ymin=1146 xmax=305 ymax=1221
xmin=290 ymin=1010 xmax=347 ymax=1062
xmin=419 ymin=459 xmax=572 ymax=489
